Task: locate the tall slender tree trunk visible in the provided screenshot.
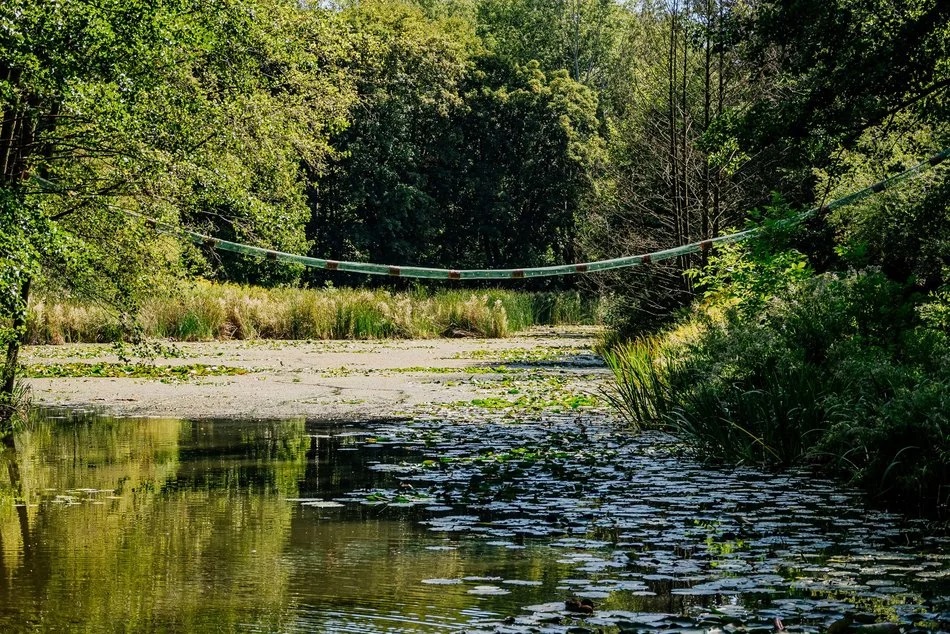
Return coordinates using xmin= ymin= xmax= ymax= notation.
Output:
xmin=1 ymin=278 xmax=31 ymax=430
xmin=0 ymin=65 xmax=23 ymax=179
xmin=668 ymin=2 xmax=680 ymax=250
xmin=0 ymin=68 xmax=41 ymax=430
xmin=713 ymin=0 xmax=725 ymax=238
xmin=680 ymin=3 xmax=691 ymax=283
xmin=701 ymin=0 xmax=713 ymax=265
xmin=570 ymin=0 xmax=582 ymax=82
xmin=2 ymin=279 xmax=31 ymax=396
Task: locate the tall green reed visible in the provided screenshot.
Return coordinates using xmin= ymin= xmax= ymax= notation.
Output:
xmin=602 ymin=338 xmax=674 ymax=431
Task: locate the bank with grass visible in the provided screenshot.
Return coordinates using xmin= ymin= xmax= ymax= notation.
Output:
xmin=604 ymin=229 xmax=950 ymax=517
xmin=25 ymin=283 xmax=599 ymax=344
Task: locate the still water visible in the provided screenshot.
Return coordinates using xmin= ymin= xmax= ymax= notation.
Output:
xmin=1 ymin=410 xmax=948 ymax=632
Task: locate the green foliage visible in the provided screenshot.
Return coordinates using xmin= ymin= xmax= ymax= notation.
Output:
xmin=691 ymin=243 xmax=811 ymax=317
xmin=444 ymin=57 xmax=604 ymax=268
xmin=309 ymin=1 xmax=604 ymax=273
xmin=579 ymin=0 xmax=755 ymax=337
xmin=0 ymin=193 xmax=41 ymax=348
xmin=0 ymin=0 xmax=359 ymax=412
xmin=693 ymin=12 xmax=950 ymax=510
xmin=607 ymin=258 xmax=950 ymax=514
xmin=818 ymin=132 xmax=950 ymax=290
xmin=602 ymin=338 xmax=673 ymax=431
xmin=919 ymin=283 xmax=950 ymax=333
xmin=175 ymin=1 xmax=356 ymax=285
xmin=802 ymin=329 xmax=949 ymax=515
xmin=526 ymin=291 xmax=592 ymax=325
xmin=308 ymin=0 xmax=473 ymax=268
xmin=475 ymin=0 xmax=625 ymax=88
xmin=724 ymin=0 xmax=950 ymax=194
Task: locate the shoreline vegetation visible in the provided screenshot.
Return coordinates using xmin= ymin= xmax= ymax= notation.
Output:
xmin=603 ymin=235 xmax=950 ymax=518
xmin=25 ymin=283 xmax=599 ymax=344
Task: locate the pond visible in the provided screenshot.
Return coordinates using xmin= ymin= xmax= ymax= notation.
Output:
xmin=1 ymin=410 xmax=948 ymax=632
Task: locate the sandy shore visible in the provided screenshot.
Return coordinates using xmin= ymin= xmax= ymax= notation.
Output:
xmin=22 ymin=326 xmax=612 ymax=420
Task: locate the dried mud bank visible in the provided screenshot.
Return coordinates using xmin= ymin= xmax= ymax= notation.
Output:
xmin=22 ymin=326 xmax=610 ymax=421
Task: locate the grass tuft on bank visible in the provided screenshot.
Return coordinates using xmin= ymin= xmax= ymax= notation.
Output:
xmin=25 ymin=282 xmax=598 ymax=344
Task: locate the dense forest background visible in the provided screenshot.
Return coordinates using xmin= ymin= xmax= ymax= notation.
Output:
xmin=3 ymin=0 xmax=948 ymax=320
xmin=2 ymin=0 xmax=949 ymax=508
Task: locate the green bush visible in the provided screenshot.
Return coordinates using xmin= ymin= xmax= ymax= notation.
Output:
xmin=919 ymin=284 xmax=950 ymax=334
xmin=602 ymin=338 xmax=674 ymax=431
xmin=606 ymin=252 xmax=950 ymax=514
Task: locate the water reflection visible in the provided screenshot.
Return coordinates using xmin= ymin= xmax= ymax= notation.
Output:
xmin=0 ymin=413 xmax=304 ymax=631
xmin=0 ymin=412 xmax=536 ymax=632
xmin=1 ymin=411 xmax=948 ymax=633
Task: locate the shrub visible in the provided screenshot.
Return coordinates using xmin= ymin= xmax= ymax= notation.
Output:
xmin=606 ymin=256 xmax=950 ymax=514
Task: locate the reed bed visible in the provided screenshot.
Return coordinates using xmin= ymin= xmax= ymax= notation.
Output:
xmin=25 ymin=283 xmax=598 ymax=343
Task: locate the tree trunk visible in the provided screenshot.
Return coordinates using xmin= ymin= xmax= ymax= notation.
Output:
xmin=713 ymin=0 xmax=725 ymax=239
xmin=701 ymin=0 xmax=713 ymax=265
xmin=1 ymin=277 xmax=31 ymax=430
xmin=4 ymin=450 xmax=33 ymax=557
xmin=680 ymin=3 xmax=691 ymax=282
xmin=668 ymin=2 xmax=680 ymax=250
xmin=1 ymin=70 xmax=50 ymax=431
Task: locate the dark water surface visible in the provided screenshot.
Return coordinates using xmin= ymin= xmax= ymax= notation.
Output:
xmin=1 ymin=410 xmax=948 ymax=633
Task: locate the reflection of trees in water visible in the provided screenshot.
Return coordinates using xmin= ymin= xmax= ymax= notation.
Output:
xmin=0 ymin=413 xmax=308 ymax=630
xmin=0 ymin=442 xmax=31 ymax=590
xmin=3 ymin=416 xmax=547 ymax=630
xmin=167 ymin=418 xmax=309 ymax=495
xmin=298 ymin=424 xmax=412 ymax=497
xmin=286 ymin=423 xmax=493 ymax=619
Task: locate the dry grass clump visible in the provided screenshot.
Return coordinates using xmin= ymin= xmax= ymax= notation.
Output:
xmin=25 ymin=300 xmax=121 ymax=344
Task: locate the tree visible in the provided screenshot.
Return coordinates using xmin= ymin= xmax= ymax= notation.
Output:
xmin=717 ymin=0 xmax=950 ymax=295
xmin=306 ymin=0 xmax=474 ymax=269
xmin=0 ymin=0 xmax=355 ymax=428
xmin=440 ymin=57 xmax=604 ymax=269
xmin=579 ymin=1 xmax=752 ymax=334
xmin=722 ymin=0 xmax=950 ymax=199
xmin=307 ymin=0 xmax=604 ymax=274
xmin=475 ymin=0 xmax=624 ymax=90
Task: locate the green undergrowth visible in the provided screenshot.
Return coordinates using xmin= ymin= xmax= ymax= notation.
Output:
xmin=605 ymin=238 xmax=950 ymax=516
xmin=22 ymin=362 xmax=249 ymax=381
xmin=25 ymin=282 xmax=599 ymax=343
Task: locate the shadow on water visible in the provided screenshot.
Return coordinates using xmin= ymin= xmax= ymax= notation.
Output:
xmin=0 ymin=409 xmax=948 ymax=632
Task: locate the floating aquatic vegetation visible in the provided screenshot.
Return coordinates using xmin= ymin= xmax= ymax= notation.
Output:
xmin=9 ymin=412 xmax=950 ymax=634
xmin=22 ymin=362 xmax=249 ymax=380
xmin=317 ymin=416 xmax=950 ymax=633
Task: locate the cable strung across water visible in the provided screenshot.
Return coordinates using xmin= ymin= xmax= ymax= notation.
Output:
xmin=129 ymin=147 xmax=950 ymax=279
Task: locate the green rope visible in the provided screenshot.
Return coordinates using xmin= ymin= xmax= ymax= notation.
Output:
xmin=88 ymin=147 xmax=950 ymax=279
